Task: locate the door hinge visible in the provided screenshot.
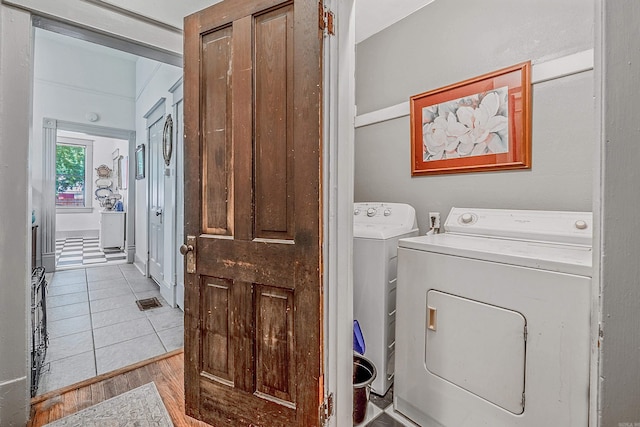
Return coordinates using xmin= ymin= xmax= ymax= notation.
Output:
xmin=521 ymin=391 xmax=526 ymax=409
xmin=319 ymin=3 xmax=335 ymax=36
xmin=523 ymin=324 xmax=528 ymax=342
xmin=319 ymin=392 xmax=334 ymax=426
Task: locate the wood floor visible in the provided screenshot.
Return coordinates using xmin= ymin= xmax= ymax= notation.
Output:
xmin=29 ymin=349 xmax=210 ymax=427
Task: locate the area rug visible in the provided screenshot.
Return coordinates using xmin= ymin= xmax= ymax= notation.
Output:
xmin=44 ymin=382 xmax=173 ymax=426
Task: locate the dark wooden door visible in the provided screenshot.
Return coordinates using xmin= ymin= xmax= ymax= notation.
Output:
xmin=183 ymin=1 xmax=323 ymax=426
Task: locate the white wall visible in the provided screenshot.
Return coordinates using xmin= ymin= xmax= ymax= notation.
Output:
xmin=134 ymin=57 xmax=182 ymax=284
xmin=596 ymin=1 xmax=640 ymax=424
xmin=32 ymin=29 xmax=136 ymax=242
xmin=0 ymin=5 xmax=31 ymax=425
xmin=55 ymin=132 xmax=129 ymax=237
xmin=354 ymin=0 xmax=594 ymax=231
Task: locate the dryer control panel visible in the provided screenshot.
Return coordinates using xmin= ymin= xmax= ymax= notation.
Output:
xmin=354 ymin=202 xmax=416 ymax=226
xmin=353 ymin=202 xmax=419 ymax=241
xmin=445 ymin=207 xmax=592 ymax=246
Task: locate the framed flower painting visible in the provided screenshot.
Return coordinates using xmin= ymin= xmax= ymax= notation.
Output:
xmin=410 ymin=62 xmax=531 ymax=176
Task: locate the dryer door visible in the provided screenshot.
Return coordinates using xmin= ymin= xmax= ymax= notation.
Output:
xmin=425 ymin=291 xmax=526 ymax=414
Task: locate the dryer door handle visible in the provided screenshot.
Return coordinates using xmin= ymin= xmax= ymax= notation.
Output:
xmin=428 ymin=306 xmax=437 ymax=331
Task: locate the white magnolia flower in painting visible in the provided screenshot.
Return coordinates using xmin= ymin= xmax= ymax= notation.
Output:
xmin=423 ymin=112 xmax=468 ymax=160
xmin=455 ymin=91 xmax=508 ymax=155
xmin=422 ymin=87 xmax=509 ymax=161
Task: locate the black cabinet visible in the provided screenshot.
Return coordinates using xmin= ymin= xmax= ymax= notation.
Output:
xmin=30 ymin=266 xmax=48 ymax=397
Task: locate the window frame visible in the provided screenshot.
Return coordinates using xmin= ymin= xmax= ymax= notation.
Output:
xmin=55 ymin=136 xmax=94 ymax=213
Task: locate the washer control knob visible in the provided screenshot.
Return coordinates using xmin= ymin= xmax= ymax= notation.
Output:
xmin=575 ymin=220 xmax=588 ymax=230
xmin=460 ymin=213 xmax=474 ymax=224
xmin=384 ymin=209 xmax=392 ymax=216
xmin=354 ymin=208 xmax=360 ymax=216
xmin=366 ymin=207 xmax=377 ymax=217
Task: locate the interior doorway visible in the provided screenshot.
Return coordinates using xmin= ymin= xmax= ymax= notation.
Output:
xmin=39 ymin=119 xmax=136 ymax=272
xmin=30 ymin=22 xmax=186 ymax=398
xmin=54 ymin=129 xmax=130 ymax=270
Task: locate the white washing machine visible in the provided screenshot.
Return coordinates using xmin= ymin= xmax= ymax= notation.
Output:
xmin=353 ymin=202 xmax=419 ymax=396
xmin=394 ymin=208 xmax=592 ymax=427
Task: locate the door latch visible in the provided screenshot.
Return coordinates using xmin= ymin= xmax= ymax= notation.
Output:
xmin=180 ymin=235 xmax=196 ymax=273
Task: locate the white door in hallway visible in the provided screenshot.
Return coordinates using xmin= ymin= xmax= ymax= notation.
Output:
xmin=175 ymin=99 xmax=185 ymax=309
xmin=147 ymin=108 xmax=165 ymax=284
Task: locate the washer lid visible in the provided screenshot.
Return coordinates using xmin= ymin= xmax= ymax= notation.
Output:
xmin=399 ymin=233 xmax=592 ymax=276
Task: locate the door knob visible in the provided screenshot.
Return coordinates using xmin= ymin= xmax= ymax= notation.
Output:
xmin=181 ymin=236 xmax=196 ymax=274
xmin=156 ymin=209 xmax=163 ymax=216
xmin=179 ymin=244 xmax=193 ymax=255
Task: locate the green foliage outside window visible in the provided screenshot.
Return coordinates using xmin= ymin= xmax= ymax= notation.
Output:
xmin=56 ymin=144 xmax=86 ymax=206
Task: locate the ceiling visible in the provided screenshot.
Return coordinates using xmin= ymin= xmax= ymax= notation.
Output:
xmin=355 ymin=0 xmax=435 ymax=43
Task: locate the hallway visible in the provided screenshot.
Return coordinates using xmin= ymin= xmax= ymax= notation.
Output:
xmin=37 ymin=264 xmax=184 ymax=395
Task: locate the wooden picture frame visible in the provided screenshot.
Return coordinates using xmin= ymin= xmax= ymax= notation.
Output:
xmin=135 ymin=144 xmax=145 ymax=180
xmin=410 ymin=62 xmax=531 ymax=176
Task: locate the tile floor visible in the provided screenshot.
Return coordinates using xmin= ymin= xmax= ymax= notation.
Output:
xmin=55 ymin=237 xmax=127 ymax=269
xmin=37 ymin=264 xmax=184 ymax=396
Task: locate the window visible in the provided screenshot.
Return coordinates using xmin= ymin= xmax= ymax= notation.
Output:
xmin=56 ymin=137 xmax=93 ymax=211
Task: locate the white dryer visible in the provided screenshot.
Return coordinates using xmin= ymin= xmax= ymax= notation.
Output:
xmin=353 ymin=202 xmax=418 ymax=395
xmin=394 ymin=208 xmax=592 ymax=426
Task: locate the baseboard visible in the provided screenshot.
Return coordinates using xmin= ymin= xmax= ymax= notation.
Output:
xmin=0 ymin=376 xmax=28 ymax=427
xmin=133 ymin=254 xmax=147 ymax=276
xmin=126 ymin=245 xmax=135 ymax=263
xmin=55 ymin=229 xmax=99 ymax=239
xmin=42 ymin=253 xmax=55 ymax=272
xmin=158 ymin=279 xmax=177 ymax=309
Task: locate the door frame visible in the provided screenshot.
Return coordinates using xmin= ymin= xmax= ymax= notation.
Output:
xmin=322 ymin=0 xmax=356 ymax=425
xmin=40 ymin=118 xmax=136 ymax=271
xmin=169 ymin=77 xmax=185 ymax=309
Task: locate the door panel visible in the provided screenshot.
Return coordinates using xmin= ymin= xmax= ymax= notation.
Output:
xmin=184 ymin=0 xmax=323 ymax=425
xmin=255 ymin=285 xmax=295 ymax=403
xmin=201 ymin=26 xmax=233 ymax=236
xmin=201 ymin=276 xmax=233 ymax=383
xmin=254 ymin=5 xmax=294 ymax=240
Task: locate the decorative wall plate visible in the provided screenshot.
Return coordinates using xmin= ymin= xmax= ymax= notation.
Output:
xmin=95 ymin=187 xmax=113 ymax=199
xmin=96 ymin=164 xmax=112 ymax=178
xmin=95 ymin=178 xmax=112 ymax=188
xmin=162 ymin=114 xmax=173 ymax=166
